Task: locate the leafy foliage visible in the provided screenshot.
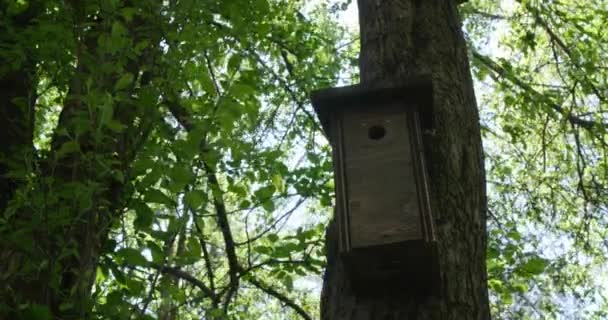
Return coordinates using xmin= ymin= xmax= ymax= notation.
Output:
xmin=463 ymin=0 xmax=608 ymax=318
xmin=0 ymin=0 xmax=353 ymax=318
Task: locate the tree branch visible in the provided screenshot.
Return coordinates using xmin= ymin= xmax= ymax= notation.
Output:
xmin=234 ymin=197 xmax=305 ymax=246
xmin=515 ymin=0 xmax=606 ymax=104
xmin=202 ymin=161 xmax=241 ymax=313
xmin=247 ymin=48 xmax=324 ymax=136
xmin=472 ymin=51 xmax=607 ymax=130
xmin=247 ymin=276 xmax=314 ymax=320
xmin=148 ymin=263 xmax=218 ymax=303
xmin=192 ymin=212 xmax=218 ymax=308
xmin=164 ymin=98 xmax=240 ymax=313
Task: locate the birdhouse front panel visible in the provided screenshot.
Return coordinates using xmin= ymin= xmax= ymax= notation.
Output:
xmin=340 ymin=104 xmax=423 ymax=248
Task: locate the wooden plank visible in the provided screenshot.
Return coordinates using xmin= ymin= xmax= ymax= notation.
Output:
xmin=340 ymin=104 xmax=422 ymax=248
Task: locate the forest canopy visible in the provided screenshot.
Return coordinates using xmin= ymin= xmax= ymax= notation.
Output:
xmin=0 ymin=0 xmax=606 ymax=319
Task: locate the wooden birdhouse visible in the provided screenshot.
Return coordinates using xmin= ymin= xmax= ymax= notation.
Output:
xmin=311 ymin=78 xmax=439 ymax=295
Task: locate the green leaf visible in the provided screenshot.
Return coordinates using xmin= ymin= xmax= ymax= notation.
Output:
xmin=105 ymin=119 xmax=127 ymax=133
xmin=184 ymin=190 xmax=206 ymax=209
xmin=6 ymin=0 xmax=30 ymax=16
xmin=111 ymin=21 xmax=127 ymax=38
xmin=254 ymin=246 xmax=272 ymax=255
xmin=231 ymin=83 xmax=256 ymax=97
xmin=254 ymin=185 xmax=275 ymax=201
xmin=238 ymin=199 xmax=251 ymax=209
xmin=121 ymin=7 xmax=137 ymax=22
xmin=487 ymin=258 xmax=504 ymax=274
xmin=56 ymin=141 xmax=80 ymax=159
xmin=106 ymin=290 xmax=123 ymax=306
xmin=109 ymin=265 xmax=126 ymax=285
xmin=501 ymin=291 xmax=513 ymax=305
xmin=113 ymin=170 xmax=124 ymax=183
xmin=95 ymin=266 xmax=107 ymax=283
xmin=140 ymin=167 xmax=162 ymax=187
xmin=149 ymin=230 xmax=170 ymax=241
xmin=147 ymin=241 xmax=164 ymax=263
xmin=23 ymin=304 xmax=52 ymax=320
xmin=281 ymin=275 xmax=294 ymax=291
xmin=169 ymin=166 xmax=192 ymax=191
xmin=506 ymin=230 xmax=521 ymax=241
xmin=186 ymin=237 xmax=202 ymax=259
xmin=320 ymin=194 xmax=332 ymax=207
xmin=132 ymin=200 xmax=154 ymax=229
xmin=262 ymin=199 xmax=275 ymax=212
xmin=273 ymin=245 xmax=292 ymax=258
xmin=267 ymin=233 xmax=279 ymax=242
xmin=487 ymin=247 xmax=499 ymax=260
xmin=253 ymin=0 xmax=270 ymax=14
xmin=115 ymin=248 xmax=148 ymax=266
xmin=133 ymin=158 xmax=156 ymax=177
xmin=227 ymin=54 xmax=241 ymax=73
xmin=209 ymin=309 xmax=225 ymax=318
xmin=144 ymin=189 xmax=174 ymax=206
xmin=513 ymin=282 xmax=528 ymax=293
xmin=488 ymin=279 xmax=504 ymax=293
xmin=199 ymin=71 xmax=216 ymax=95
xmin=126 ymin=278 xmax=145 ymax=295
xmin=271 ymin=174 xmax=285 ymax=193
xmin=115 ymin=73 xmax=134 ymax=91
xmin=519 ymin=257 xmax=549 ymax=276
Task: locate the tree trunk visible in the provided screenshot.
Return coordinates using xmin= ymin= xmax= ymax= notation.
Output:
xmin=321 ymin=1 xmax=490 ymax=319
xmin=0 ymin=2 xmax=39 ymax=214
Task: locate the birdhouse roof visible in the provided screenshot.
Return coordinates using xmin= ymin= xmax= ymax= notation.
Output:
xmin=310 ymin=76 xmax=434 ymax=137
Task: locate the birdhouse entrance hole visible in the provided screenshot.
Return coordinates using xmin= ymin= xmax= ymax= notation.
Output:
xmin=368 ymin=125 xmax=386 ymax=140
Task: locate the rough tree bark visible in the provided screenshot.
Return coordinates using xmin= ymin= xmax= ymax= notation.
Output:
xmin=321 ymin=1 xmax=490 ymax=319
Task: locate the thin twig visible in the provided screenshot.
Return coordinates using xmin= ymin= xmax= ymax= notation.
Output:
xmin=247 ymin=276 xmax=314 ymax=320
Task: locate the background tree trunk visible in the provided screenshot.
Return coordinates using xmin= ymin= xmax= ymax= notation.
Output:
xmin=1 ymin=2 xmax=161 ymax=317
xmin=0 ymin=2 xmax=39 ymax=216
xmin=321 ymin=1 xmax=490 ymax=319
